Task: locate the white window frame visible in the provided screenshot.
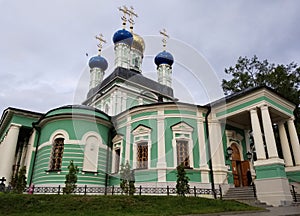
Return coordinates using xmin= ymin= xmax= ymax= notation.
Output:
xmin=132 ymin=125 xmax=152 ymax=170
xmin=171 ymin=122 xmax=194 ymax=168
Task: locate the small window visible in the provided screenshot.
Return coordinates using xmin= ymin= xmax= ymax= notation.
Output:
xmin=176 ymin=140 xmax=189 ymax=168
xmin=50 ymin=138 xmax=64 ymax=170
xmin=137 ymin=142 xmax=148 ymax=169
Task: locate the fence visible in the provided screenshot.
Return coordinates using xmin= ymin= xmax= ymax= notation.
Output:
xmin=1 ymin=185 xmax=222 ymax=198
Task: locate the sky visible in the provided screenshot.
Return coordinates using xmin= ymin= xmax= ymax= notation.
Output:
xmin=1 ymin=0 xmax=300 ymax=116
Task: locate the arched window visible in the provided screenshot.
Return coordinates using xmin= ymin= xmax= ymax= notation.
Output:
xmin=50 ymin=138 xmax=64 ymax=170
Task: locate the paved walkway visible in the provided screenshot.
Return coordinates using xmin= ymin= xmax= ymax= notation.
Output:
xmin=220 ymin=206 xmax=300 ymax=216
xmin=185 ymin=205 xmax=300 ymax=216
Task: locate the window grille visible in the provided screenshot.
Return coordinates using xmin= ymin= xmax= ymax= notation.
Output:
xmin=137 ymin=142 xmax=148 ymax=169
xmin=176 ymin=140 xmax=189 ymax=168
xmin=50 ymin=138 xmax=64 ymax=170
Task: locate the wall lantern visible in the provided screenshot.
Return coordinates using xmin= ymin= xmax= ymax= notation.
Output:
xmin=226 ymin=146 xmax=233 ymax=160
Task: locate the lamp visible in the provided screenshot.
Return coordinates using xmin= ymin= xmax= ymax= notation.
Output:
xmin=246 ymin=151 xmax=252 ymax=160
xmin=226 ymin=146 xmax=233 ymax=160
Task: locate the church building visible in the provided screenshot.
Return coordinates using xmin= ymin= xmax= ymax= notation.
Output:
xmin=0 ymin=7 xmax=299 ymax=206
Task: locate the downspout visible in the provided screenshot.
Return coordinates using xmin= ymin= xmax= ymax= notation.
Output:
xmin=29 ymin=124 xmax=41 ymax=186
xmin=205 ymin=105 xmax=216 ymax=199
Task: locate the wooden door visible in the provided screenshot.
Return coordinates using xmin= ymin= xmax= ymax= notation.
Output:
xmin=241 ymin=161 xmax=250 ymax=186
xmin=231 ymin=160 xmax=240 ymax=187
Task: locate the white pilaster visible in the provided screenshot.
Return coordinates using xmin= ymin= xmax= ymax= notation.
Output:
xmin=121 ymin=92 xmax=127 ymax=113
xmin=250 ymin=109 xmax=266 ymax=160
xmin=197 ymin=112 xmax=209 ymax=183
xmin=25 ymin=129 xmax=36 ymax=178
xmin=125 ymin=116 xmax=131 ymax=164
xmin=157 ymin=109 xmax=166 ymax=168
xmin=278 ymin=122 xmax=293 ymax=167
xmin=209 ymin=120 xmax=227 ymax=184
xmin=260 ymin=105 xmax=278 ymax=158
xmin=0 ymin=124 xmax=21 ymax=185
xmin=287 ymin=118 xmax=300 ymax=166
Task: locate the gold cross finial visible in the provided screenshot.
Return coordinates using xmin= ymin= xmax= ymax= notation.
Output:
xmin=159 ymin=29 xmax=169 ymax=50
xmin=118 ymin=6 xmax=129 ymax=29
xmin=128 ymin=6 xmax=138 ymax=32
xmin=95 ymin=34 xmax=106 ymax=55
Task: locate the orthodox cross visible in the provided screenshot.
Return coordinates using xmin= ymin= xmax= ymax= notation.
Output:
xmin=159 ymin=29 xmax=169 ymax=50
xmin=118 ymin=5 xmax=129 ymax=28
xmin=127 ymin=6 xmax=138 ymax=31
xmin=95 ymin=34 xmax=106 ymax=55
xmin=0 ymin=177 xmax=6 ymax=185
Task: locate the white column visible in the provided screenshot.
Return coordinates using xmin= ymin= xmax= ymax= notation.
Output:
xmin=260 ymin=105 xmax=278 ymax=158
xmin=250 ymin=109 xmax=266 ymax=160
xmin=287 ymin=118 xmax=300 ymax=166
xmin=157 ymin=109 xmax=166 ymax=168
xmin=0 ymin=124 xmax=21 ymax=185
xmin=278 ymin=122 xmax=293 ymax=167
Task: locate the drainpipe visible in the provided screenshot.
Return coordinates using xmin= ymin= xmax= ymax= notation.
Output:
xmin=205 ymin=106 xmax=217 ymax=199
xmin=29 ymin=124 xmax=41 ymax=186
xmin=104 ymin=128 xmax=112 ymax=195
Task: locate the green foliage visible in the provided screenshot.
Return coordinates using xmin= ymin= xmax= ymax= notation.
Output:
xmin=222 ymin=55 xmax=300 ymax=135
xmin=120 ymin=161 xmax=135 ymax=195
xmin=63 ymin=160 xmax=79 ymax=194
xmin=176 ymin=163 xmax=190 ymax=196
xmin=11 ymin=166 xmax=27 ymax=194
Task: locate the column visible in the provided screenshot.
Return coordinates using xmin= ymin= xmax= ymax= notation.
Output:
xmin=157 ymin=110 xmax=166 ymax=168
xmin=278 ymin=122 xmax=293 ymax=167
xmin=260 ymin=105 xmax=278 ymax=158
xmin=249 ymin=109 xmax=266 ymax=160
xmin=125 ymin=116 xmax=131 ymax=165
xmin=0 ymin=124 xmax=21 ymax=185
xmin=287 ymin=118 xmax=300 ymax=165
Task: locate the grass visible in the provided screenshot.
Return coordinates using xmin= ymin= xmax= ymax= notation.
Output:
xmin=0 ymin=193 xmax=261 ymax=216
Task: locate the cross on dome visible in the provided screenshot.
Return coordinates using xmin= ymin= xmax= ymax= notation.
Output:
xmin=118 ymin=5 xmax=130 ymax=29
xmin=128 ymin=6 xmax=138 ymax=31
xmin=160 ymin=28 xmax=169 ymax=50
xmin=95 ymin=34 xmax=106 ymax=55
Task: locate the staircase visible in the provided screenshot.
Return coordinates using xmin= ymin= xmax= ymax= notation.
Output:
xmin=223 ymin=186 xmax=256 ymax=200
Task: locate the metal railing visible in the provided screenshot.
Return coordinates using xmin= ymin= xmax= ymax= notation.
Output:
xmin=0 ymin=185 xmax=221 ymax=198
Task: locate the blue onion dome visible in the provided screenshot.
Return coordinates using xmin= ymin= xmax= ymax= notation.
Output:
xmin=132 ymin=33 xmax=145 ymax=53
xmin=88 ymin=55 xmax=108 ymax=71
xmin=154 ymin=51 xmax=174 ymax=66
xmin=113 ymin=29 xmax=133 ymax=45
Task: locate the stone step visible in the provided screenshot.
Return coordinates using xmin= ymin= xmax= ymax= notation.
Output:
xmin=223 ymin=186 xmax=256 ymax=201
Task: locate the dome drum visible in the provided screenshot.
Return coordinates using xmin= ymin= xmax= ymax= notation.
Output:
xmin=89 ymin=56 xmax=108 ymax=70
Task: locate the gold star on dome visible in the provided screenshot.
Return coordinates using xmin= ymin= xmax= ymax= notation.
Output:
xmin=159 ymin=29 xmax=169 ymax=50
xmin=95 ymin=34 xmax=106 ymax=55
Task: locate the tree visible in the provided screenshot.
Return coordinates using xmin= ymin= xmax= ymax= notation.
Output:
xmin=176 ymin=163 xmax=190 ymax=196
xmin=63 ymin=160 xmax=79 ymax=194
xmin=11 ymin=166 xmax=27 ymax=194
xmin=222 ymin=55 xmax=300 ymax=135
xmin=120 ymin=161 xmax=135 ymax=195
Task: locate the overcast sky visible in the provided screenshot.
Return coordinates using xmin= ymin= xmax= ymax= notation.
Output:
xmin=1 ymin=0 xmax=300 ymax=116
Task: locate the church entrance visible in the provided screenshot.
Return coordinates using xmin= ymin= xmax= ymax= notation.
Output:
xmin=231 ymin=143 xmax=250 ymax=187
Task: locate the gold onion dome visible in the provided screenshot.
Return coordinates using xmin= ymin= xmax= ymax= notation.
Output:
xmin=132 ymin=33 xmax=145 ymax=53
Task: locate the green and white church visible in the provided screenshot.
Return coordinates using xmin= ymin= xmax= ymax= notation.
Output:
xmin=0 ymin=8 xmax=299 ymax=206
